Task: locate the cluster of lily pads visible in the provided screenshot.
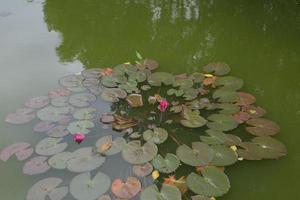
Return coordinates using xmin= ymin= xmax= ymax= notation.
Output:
xmin=1 ymin=57 xmax=287 ymax=200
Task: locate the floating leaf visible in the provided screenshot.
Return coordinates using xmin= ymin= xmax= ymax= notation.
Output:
xmin=126 ymin=94 xmax=143 ymax=107
xmin=73 ymin=107 xmax=97 ymax=120
xmin=217 ymin=103 xmax=239 ymax=114
xmin=132 ymin=162 xmax=153 ymax=177
xmin=152 ymin=153 xmax=180 ymax=173
xmin=181 ymin=109 xmax=207 ymax=128
xmin=186 ymin=166 xmax=230 ymax=197
xmin=47 ymin=125 xmax=69 ymax=137
xmin=236 ymin=92 xmax=256 ymax=106
xmin=137 ymin=58 xmax=159 ymax=70
xmin=23 ymin=156 xmax=50 ymax=175
xmin=70 ymin=171 xmax=111 ymax=200
xmin=207 ymin=114 xmax=238 ymax=131
xmin=242 ymin=105 xmax=266 ymax=118
xmin=141 ymin=85 xmax=151 ymax=91
xmin=81 ymin=68 xmax=102 ymax=78
xmin=33 ymin=121 xmax=56 ymax=133
xmin=245 ymin=118 xmax=280 ymax=136
xmin=176 ymin=142 xmax=214 ymax=166
xmin=236 ymin=142 xmax=263 ymax=160
xmin=35 ymin=137 xmax=67 ymax=156
xmin=95 ymin=136 xmax=126 ymax=156
xmin=232 ymin=111 xmax=251 ymax=123
xmin=5 ymin=108 xmax=35 ymax=124
xmin=101 ymin=88 xmax=127 ymax=102
xmin=25 ymin=96 xmax=49 ymax=109
xmin=0 ymin=142 xmax=33 ymax=161
xmin=67 ymin=120 xmax=95 ymax=134
xmin=111 ymin=177 xmax=141 ymax=199
xmin=26 ymin=177 xmax=68 ymax=200
xmin=48 ymin=152 xmax=73 ymax=169
xmin=51 ymin=96 xmax=69 ymax=107
xmin=203 ymin=62 xmax=231 ymax=76
xmin=224 ymin=134 xmax=242 ymax=146
xmin=191 ymin=195 xmax=211 ymax=200
xmin=69 ymin=93 xmax=97 ymax=107
xmin=140 ymin=184 xmax=181 ymax=200
xmin=213 ymin=88 xmax=237 ymax=103
xmin=148 ymin=72 xmax=174 ymax=86
xmin=143 ymin=128 xmax=168 ymax=144
xmin=48 ymin=88 xmax=71 ymax=98
xmin=210 ymin=145 xmax=238 ymax=166
xmin=119 ymin=79 xmax=139 ymax=93
xmin=200 ymin=129 xmax=227 ymax=145
xmin=122 ymin=140 xmax=158 ymax=164
xmin=59 ymin=74 xmax=84 ymax=88
xmin=214 ymin=76 xmax=243 ymax=90
xmin=251 ymin=136 xmax=287 ymax=159
xmin=67 ymin=147 xmax=105 ymax=173
xmin=37 ymin=106 xmax=73 ymax=122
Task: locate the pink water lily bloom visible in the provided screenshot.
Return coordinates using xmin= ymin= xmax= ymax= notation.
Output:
xmin=159 ymin=100 xmax=169 ymax=112
xmin=73 ymin=133 xmax=85 ymax=144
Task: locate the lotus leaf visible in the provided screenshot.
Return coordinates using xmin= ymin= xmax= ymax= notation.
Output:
xmin=67 ymin=147 xmax=105 ymax=172
xmin=67 ymin=120 xmax=95 ymax=134
xmin=186 ymin=167 xmax=230 ymax=197
xmin=69 ymin=93 xmax=97 ymax=107
xmin=37 ymin=106 xmax=73 ymax=122
xmin=23 ymin=156 xmax=50 ymax=175
xmin=51 ymin=96 xmax=69 ymax=107
xmin=73 ymin=107 xmax=97 ymax=120
xmin=48 ymin=88 xmax=71 ymax=98
xmin=148 ymin=72 xmax=174 ymax=86
xmin=176 ymin=142 xmax=214 ymax=166
xmin=214 ymin=76 xmax=243 ymax=90
xmin=35 ymin=137 xmax=67 ymax=156
xmin=33 ymin=121 xmax=56 ymax=133
xmin=213 ymin=89 xmax=237 ymax=103
xmin=101 ymin=88 xmax=127 ymax=102
xmin=143 ymin=127 xmax=168 ymax=144
xmin=46 ymin=125 xmax=69 ymax=137
xmin=111 ymin=177 xmax=141 ymax=199
xmin=70 ymin=171 xmax=111 ymax=200
xmin=236 ymin=92 xmax=256 ymax=106
xmin=126 ymin=94 xmax=143 ymax=107
xmin=95 ymin=136 xmax=126 ymax=156
xmin=200 ymin=129 xmax=227 ymax=145
xmin=26 ymin=177 xmax=68 ymax=200
xmin=25 ymin=96 xmax=49 ymax=109
xmin=245 ymin=118 xmax=280 ymax=136
xmin=0 ymin=142 xmax=33 ymax=161
xmin=5 ymin=108 xmax=35 ymax=124
xmin=48 ymin=152 xmax=73 ymax=169
xmin=210 ymin=145 xmax=238 ymax=166
xmin=181 ymin=109 xmax=207 ymax=128
xmin=152 ymin=153 xmax=180 ymax=173
xmin=140 ymin=184 xmax=181 ymax=200
xmin=203 ymin=62 xmax=231 ymax=76
xmin=132 ymin=162 xmax=153 ymax=177
xmin=122 ymin=140 xmax=158 ymax=164
xmin=207 ymin=114 xmax=238 ymax=131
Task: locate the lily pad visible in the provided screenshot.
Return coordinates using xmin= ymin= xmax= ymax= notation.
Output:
xmin=148 ymin=72 xmax=174 ymax=86
xmin=97 ymin=195 xmax=111 ymax=200
xmin=101 ymin=88 xmax=127 ymax=102
xmin=232 ymin=111 xmax=251 ymax=123
xmin=207 ymin=114 xmax=238 ymax=131
xmin=203 ymin=62 xmax=231 ymax=76
xmin=186 ymin=166 xmax=230 ymax=197
xmin=152 ymin=153 xmax=180 ymax=173
xmin=51 ymin=96 xmax=69 ymax=107
xmin=132 ymin=162 xmax=153 ymax=177
xmin=217 ymin=103 xmax=239 ymax=114
xmin=140 ymin=184 xmax=181 ymax=200
xmin=67 ymin=120 xmax=95 ymax=134
xmin=242 ymin=105 xmax=266 ymax=118
xmin=214 ymin=76 xmax=244 ymax=90
xmin=0 ymin=142 xmax=33 ymax=161
xmin=47 ymin=125 xmax=69 ymax=137
xmin=213 ymin=88 xmax=237 ymax=103
xmin=245 ymin=118 xmax=280 ymax=136
xmin=35 ymin=137 xmax=68 ymax=156
xmin=27 ymin=177 xmax=68 ymax=200
xmin=48 ymin=88 xmax=71 ymax=98
xmin=5 ymin=108 xmax=35 ymax=124
xmin=59 ymin=74 xmax=84 ymax=88
xmin=70 ymin=171 xmax=111 ymax=200
xmin=82 ymin=68 xmax=102 ymax=78
xmin=137 ymin=58 xmax=159 ymax=70
xmin=126 ymin=94 xmax=143 ymax=107
xmin=111 ymin=177 xmax=141 ymax=199
xmin=143 ymin=128 xmax=168 ymax=144
xmin=67 ymin=147 xmax=105 ymax=172
xmin=69 ymin=93 xmax=97 ymax=107
xmin=236 ymin=92 xmax=256 ymax=106
xmin=200 ymin=129 xmax=227 ymax=145
xmin=73 ymin=107 xmax=97 ymax=120
xmin=176 ymin=142 xmax=214 ymax=166
xmin=122 ymin=140 xmax=158 ymax=164
xmin=82 ymin=78 xmax=100 ymax=88
xmin=33 ymin=121 xmax=56 ymax=133
xmin=210 ymin=145 xmax=238 ymax=166
xmin=191 ymin=195 xmax=211 ymax=200
xmin=181 ymin=109 xmax=207 ymax=128
xmin=25 ymin=96 xmax=49 ymax=109
xmin=37 ymin=106 xmax=73 ymax=122
xmin=23 ymin=156 xmax=50 ymax=175
xmin=95 ymin=136 xmax=126 ymax=156
xmin=48 ymin=152 xmax=73 ymax=169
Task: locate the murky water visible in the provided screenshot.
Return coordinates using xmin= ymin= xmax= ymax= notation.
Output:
xmin=0 ymin=0 xmax=300 ymax=199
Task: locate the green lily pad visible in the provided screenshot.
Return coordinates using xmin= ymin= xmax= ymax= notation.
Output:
xmin=140 ymin=184 xmax=181 ymax=200
xmin=190 ymin=72 xmax=205 ymax=83
xmin=210 ymin=145 xmax=238 ymax=166
xmin=35 ymin=137 xmax=67 ymax=156
xmin=69 ymin=93 xmax=97 ymax=107
xmin=203 ymin=62 xmax=231 ymax=76
xmin=152 ymin=153 xmax=180 ymax=173
xmin=207 ymin=114 xmax=238 ymax=131
xmin=213 ymin=88 xmax=237 ymax=103
xmin=186 ymin=166 xmax=230 ymax=197
xmin=122 ymin=140 xmax=158 ymax=164
xmin=27 ymin=177 xmax=68 ymax=200
xmin=176 ymin=142 xmax=214 ymax=166
xmin=95 ymin=136 xmax=126 ymax=156
xmin=191 ymin=195 xmax=211 ymax=200
xmin=48 ymin=152 xmax=73 ymax=169
xmin=100 ymin=75 xmax=118 ymax=87
xmin=73 ymin=107 xmax=97 ymax=120
xmin=148 ymin=72 xmax=174 ymax=86
xmin=141 ymin=85 xmax=151 ymax=91
xmin=251 ymin=136 xmax=287 ymax=159
xmin=224 ymin=134 xmax=242 ymax=146
xmin=183 ymin=88 xmax=199 ymax=100
xmin=37 ymin=106 xmax=73 ymax=122
xmin=128 ymin=70 xmax=147 ymax=82
xmin=132 ymin=162 xmax=153 ymax=177
xmin=81 ymin=68 xmax=102 ymax=78
xmin=143 ymin=128 xmax=168 ymax=144
xmin=214 ymin=76 xmax=244 ymax=90
xmin=245 ymin=118 xmax=280 ymax=136
xmin=67 ymin=147 xmax=106 ymax=173
xmin=100 ymin=88 xmax=127 ymax=102
xmin=70 ymin=171 xmax=111 ymax=200
xmin=119 ymin=79 xmax=139 ymax=93
xmin=181 ymin=109 xmax=207 ymax=128
xmin=217 ymin=103 xmax=239 ymax=114
xmin=200 ymin=129 xmax=227 ymax=145
xmin=167 ymin=88 xmax=184 ymax=97
xmin=67 ymin=120 xmax=95 ymax=135
xmin=236 ymin=92 xmax=256 ymax=106
xmin=236 ymin=142 xmax=263 ymax=160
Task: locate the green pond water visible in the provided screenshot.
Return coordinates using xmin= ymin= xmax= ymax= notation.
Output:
xmin=0 ymin=0 xmax=300 ymax=199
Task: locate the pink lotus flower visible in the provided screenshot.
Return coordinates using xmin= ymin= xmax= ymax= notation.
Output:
xmin=159 ymin=100 xmax=169 ymax=112
xmin=73 ymin=133 xmax=85 ymax=144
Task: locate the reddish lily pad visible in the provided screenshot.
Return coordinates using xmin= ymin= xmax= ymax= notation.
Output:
xmin=246 ymin=118 xmax=280 ymax=136
xmin=0 ymin=142 xmax=33 ymax=161
xmin=81 ymin=68 xmax=102 ymax=78
xmin=132 ymin=162 xmax=153 ymax=177
xmin=95 ymin=136 xmax=126 ymax=156
xmin=25 ymin=96 xmax=49 ymax=109
xmin=23 ymin=156 xmax=50 ymax=175
xmin=236 ymin=92 xmax=256 ymax=106
xmin=48 ymin=87 xmax=71 ymax=98
xmin=242 ymin=105 xmax=266 ymax=118
xmin=33 ymin=121 xmax=56 ymax=133
xmin=111 ymin=177 xmax=141 ymax=199
xmin=5 ymin=108 xmax=35 ymax=124
xmin=232 ymin=111 xmax=251 ymax=123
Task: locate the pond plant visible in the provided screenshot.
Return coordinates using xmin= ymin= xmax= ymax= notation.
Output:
xmin=1 ymin=55 xmax=287 ymax=200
